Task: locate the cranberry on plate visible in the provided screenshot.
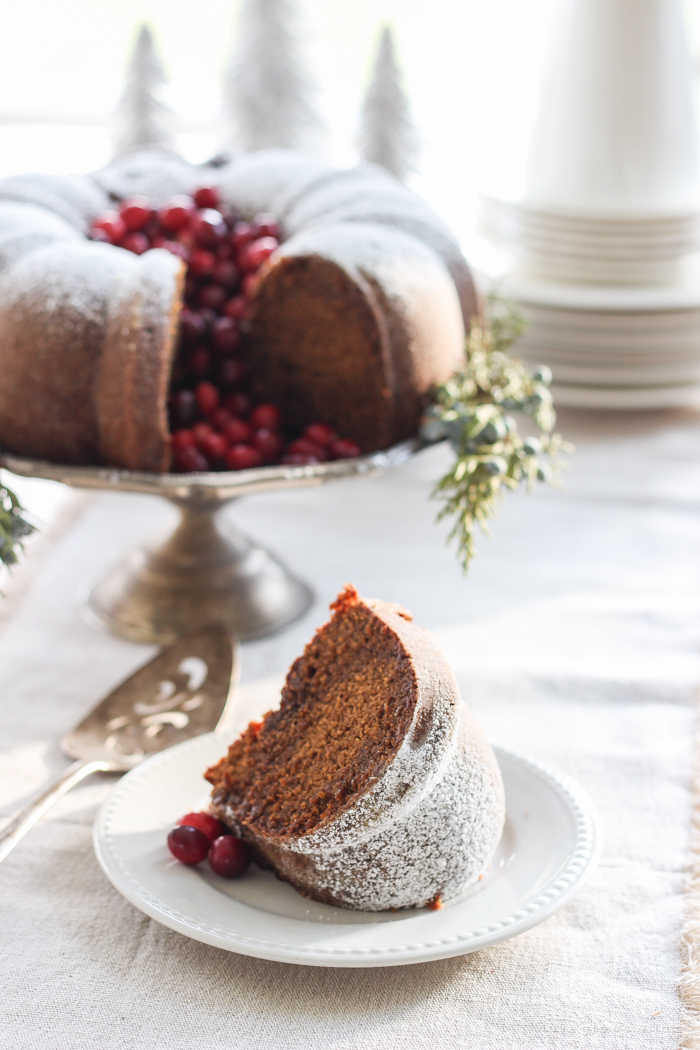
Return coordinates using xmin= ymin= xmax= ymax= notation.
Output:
xmin=167 ymin=812 xmax=251 ymax=879
xmin=208 ymin=834 xmax=251 ymax=878
xmin=167 ymin=824 xmax=210 ymax=866
xmin=177 ymin=811 xmax=226 ymax=843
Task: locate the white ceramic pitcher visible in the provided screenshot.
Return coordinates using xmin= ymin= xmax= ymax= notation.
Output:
xmin=526 ymin=0 xmax=700 ymax=214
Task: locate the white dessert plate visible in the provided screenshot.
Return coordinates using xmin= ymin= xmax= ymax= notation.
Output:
xmin=524 ymin=306 xmax=700 ymax=333
xmin=538 ymin=361 xmax=700 ymax=386
xmin=501 ymin=271 xmax=700 ymax=312
xmin=94 ymin=732 xmax=602 ymax=968
xmin=551 ymin=381 xmax=700 ymax=409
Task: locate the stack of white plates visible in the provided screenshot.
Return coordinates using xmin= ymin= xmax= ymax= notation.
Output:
xmin=482 ymin=198 xmax=700 ymax=286
xmin=499 ymin=271 xmax=700 ymax=409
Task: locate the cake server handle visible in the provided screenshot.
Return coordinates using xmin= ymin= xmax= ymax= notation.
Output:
xmin=0 ymin=759 xmax=113 ymax=865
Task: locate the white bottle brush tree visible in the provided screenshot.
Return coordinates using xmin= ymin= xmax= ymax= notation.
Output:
xmin=113 ymin=24 xmax=175 ymax=155
xmin=222 ymin=0 xmax=323 ymax=153
xmin=357 ymin=25 xmax=419 ymax=181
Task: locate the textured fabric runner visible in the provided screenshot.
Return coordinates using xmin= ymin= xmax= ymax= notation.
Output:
xmin=2 ymin=407 xmax=700 ymax=1049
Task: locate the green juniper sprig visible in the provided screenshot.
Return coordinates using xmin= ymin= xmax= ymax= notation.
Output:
xmin=0 ymin=474 xmax=35 ymax=570
xmin=421 ymin=298 xmax=571 ymax=570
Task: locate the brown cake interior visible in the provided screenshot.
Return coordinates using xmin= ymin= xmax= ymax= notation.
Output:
xmin=205 ymin=585 xmax=418 ymax=838
xmin=244 ymin=255 xmax=398 ymax=453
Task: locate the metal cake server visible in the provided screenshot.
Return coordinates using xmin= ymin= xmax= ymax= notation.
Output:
xmin=0 ymin=626 xmax=239 ymax=865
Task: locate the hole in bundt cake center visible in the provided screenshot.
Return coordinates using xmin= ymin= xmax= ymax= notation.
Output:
xmin=206 ymin=596 xmax=418 ymax=838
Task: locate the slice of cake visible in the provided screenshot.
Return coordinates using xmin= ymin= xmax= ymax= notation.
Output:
xmin=205 ymin=585 xmax=505 ymax=911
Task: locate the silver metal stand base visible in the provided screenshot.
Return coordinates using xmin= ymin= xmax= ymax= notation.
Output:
xmin=1 ymin=439 xmax=419 ymax=646
xmin=87 ymin=498 xmax=313 ymax=645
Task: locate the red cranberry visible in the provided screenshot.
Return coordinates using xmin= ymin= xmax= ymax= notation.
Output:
xmin=208 ymin=834 xmax=251 ymax=878
xmin=238 ymin=236 xmax=278 ymax=272
xmin=189 ymin=249 xmax=216 ymax=277
xmin=195 ymin=381 xmax=220 ymax=415
xmin=304 ymin=423 xmax=338 ymax=448
xmin=212 ymin=316 xmax=240 ymax=354
xmin=215 ymin=240 xmax=235 ymax=261
xmin=241 ymin=272 xmax=260 ymax=298
xmin=161 ymin=240 xmax=189 ymax=262
xmin=330 ymin=438 xmax=362 ymax=459
xmin=180 ymin=308 xmax=208 ymax=344
xmin=171 ymin=428 xmax=196 ymax=452
xmin=253 ymin=428 xmax=284 ymax=463
xmin=159 ymin=195 xmax=194 ymax=232
xmin=191 ymin=209 xmax=226 ymax=249
xmin=231 ymin=221 xmax=253 ymax=249
xmin=187 ymin=346 xmax=211 ymax=377
xmin=169 ymin=389 xmax=197 ymax=426
xmin=167 ymin=824 xmax=210 ymax=865
xmin=197 ymin=283 xmax=227 ymax=311
xmin=201 ymin=432 xmax=228 ymax=465
xmin=192 ymin=422 xmax=214 ymax=449
xmin=250 ymin=403 xmax=281 ymax=430
xmin=251 ymin=213 xmax=280 ymax=239
xmin=225 ymin=418 xmax=253 ymax=445
xmin=90 ymin=227 xmax=111 ymax=242
xmin=177 ymin=812 xmax=227 ymax=843
xmin=193 ymin=186 xmax=221 ymax=209
xmin=224 ymin=295 xmax=248 ymax=320
xmin=174 ymin=446 xmax=209 ymax=473
xmin=207 ymin=407 xmax=231 ymax=431
xmin=281 ymin=452 xmax=321 ymax=466
xmin=225 ymin=393 xmax=252 ymax=418
xmin=120 ymin=197 xmax=152 ymax=231
xmin=218 ymin=357 xmax=246 ymax=389
xmin=121 ymin=231 xmax=149 ymax=255
xmin=92 ymin=212 xmax=126 ymax=243
xmin=184 ymin=273 xmax=199 ymax=302
xmin=213 ymin=259 xmax=239 ymax=289
xmin=226 ymin=444 xmax=263 ymax=470
xmin=288 ymin=437 xmax=328 ymax=461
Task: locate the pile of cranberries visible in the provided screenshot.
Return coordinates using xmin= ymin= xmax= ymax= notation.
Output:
xmin=90 ymin=185 xmax=362 ymax=473
xmin=167 ymin=810 xmax=251 ymax=878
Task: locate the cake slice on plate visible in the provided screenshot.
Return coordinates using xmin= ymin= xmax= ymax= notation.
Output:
xmin=206 ymin=585 xmax=505 ymax=911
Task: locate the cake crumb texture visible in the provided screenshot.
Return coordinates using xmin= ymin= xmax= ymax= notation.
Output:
xmin=206 ymin=585 xmax=418 ymax=837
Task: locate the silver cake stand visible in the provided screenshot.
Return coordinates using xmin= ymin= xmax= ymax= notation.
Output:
xmin=0 ymin=441 xmax=420 ymax=645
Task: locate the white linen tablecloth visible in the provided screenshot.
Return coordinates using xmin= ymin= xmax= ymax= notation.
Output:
xmin=2 ymin=407 xmax=700 ymax=1049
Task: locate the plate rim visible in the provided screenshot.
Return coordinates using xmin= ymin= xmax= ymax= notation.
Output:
xmin=93 ymin=737 xmax=603 ymax=968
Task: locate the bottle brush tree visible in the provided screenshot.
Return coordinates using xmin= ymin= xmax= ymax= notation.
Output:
xmin=357 ymin=25 xmax=419 ymax=181
xmin=113 ymin=23 xmax=175 ymax=155
xmin=222 ymin=0 xmax=323 ymax=154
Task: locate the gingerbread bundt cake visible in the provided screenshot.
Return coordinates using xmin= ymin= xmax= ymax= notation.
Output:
xmin=0 ymin=149 xmax=475 ymax=470
xmin=206 ymin=585 xmax=505 ymax=911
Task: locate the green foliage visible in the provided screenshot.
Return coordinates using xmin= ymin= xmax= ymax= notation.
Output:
xmin=0 ymin=475 xmax=34 ymax=570
xmin=423 ymin=298 xmax=571 ymax=570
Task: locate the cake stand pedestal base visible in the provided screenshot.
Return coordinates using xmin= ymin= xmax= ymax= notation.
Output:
xmin=86 ymin=497 xmax=313 ymax=645
xmin=1 ymin=438 xmax=418 ymax=646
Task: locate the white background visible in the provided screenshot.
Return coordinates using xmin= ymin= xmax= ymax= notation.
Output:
xmin=0 ymin=0 xmax=570 ymax=242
